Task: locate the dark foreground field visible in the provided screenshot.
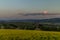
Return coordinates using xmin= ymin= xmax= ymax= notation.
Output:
xmin=0 ymin=29 xmax=60 ymax=40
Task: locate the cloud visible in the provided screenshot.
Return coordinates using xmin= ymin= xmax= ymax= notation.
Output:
xmin=18 ymin=13 xmax=60 ymax=16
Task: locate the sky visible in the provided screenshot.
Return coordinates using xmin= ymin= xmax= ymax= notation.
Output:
xmin=0 ymin=0 xmax=60 ymax=19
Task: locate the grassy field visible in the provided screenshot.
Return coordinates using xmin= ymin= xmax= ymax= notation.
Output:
xmin=0 ymin=29 xmax=60 ymax=40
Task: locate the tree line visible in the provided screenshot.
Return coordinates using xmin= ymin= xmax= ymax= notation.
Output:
xmin=0 ymin=22 xmax=60 ymax=31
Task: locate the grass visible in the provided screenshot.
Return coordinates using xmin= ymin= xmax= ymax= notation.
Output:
xmin=0 ymin=29 xmax=60 ymax=40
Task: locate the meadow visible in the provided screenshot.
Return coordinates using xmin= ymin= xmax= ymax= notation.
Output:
xmin=0 ymin=29 xmax=60 ymax=40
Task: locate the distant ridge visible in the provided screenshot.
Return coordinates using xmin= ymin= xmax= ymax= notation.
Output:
xmin=8 ymin=18 xmax=60 ymax=23
xmin=0 ymin=18 xmax=60 ymax=23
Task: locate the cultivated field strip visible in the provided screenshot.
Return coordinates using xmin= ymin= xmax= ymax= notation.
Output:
xmin=0 ymin=29 xmax=60 ymax=40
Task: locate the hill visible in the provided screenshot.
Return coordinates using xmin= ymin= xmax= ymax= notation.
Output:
xmin=0 ymin=18 xmax=60 ymax=23
xmin=5 ymin=18 xmax=60 ymax=23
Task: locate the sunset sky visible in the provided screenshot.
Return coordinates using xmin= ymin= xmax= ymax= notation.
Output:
xmin=0 ymin=0 xmax=60 ymax=19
